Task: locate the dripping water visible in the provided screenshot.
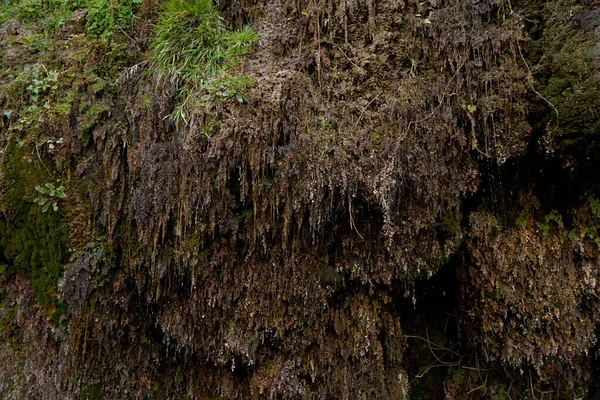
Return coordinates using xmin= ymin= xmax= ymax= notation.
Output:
xmin=491 ymin=115 xmax=508 ymax=230
xmin=482 ymin=115 xmax=507 ymax=230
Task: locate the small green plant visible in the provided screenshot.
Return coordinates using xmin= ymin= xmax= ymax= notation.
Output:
xmin=33 ymin=180 xmax=66 ymax=213
xmin=208 ymin=74 xmax=255 ymax=101
xmin=17 ymin=1 xmax=44 ymax=23
xmin=150 ymin=0 xmax=258 ymax=127
xmin=151 ymin=0 xmax=258 ymax=84
xmin=515 ymin=213 xmax=527 ymax=229
xmin=319 ymin=118 xmax=332 ymax=132
xmin=85 ymin=0 xmax=142 ymax=41
xmin=589 ymin=196 xmax=600 ymax=220
xmin=536 ymin=209 xmax=562 ymax=236
xmin=42 ymin=7 xmax=71 ymax=33
xmin=20 ymin=33 xmax=50 ymax=55
xmin=1 ymin=65 xmax=59 ymax=134
xmin=26 ymin=66 xmax=58 ymax=104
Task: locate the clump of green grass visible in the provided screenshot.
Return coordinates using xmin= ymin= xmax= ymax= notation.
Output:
xmin=150 ymin=0 xmax=258 ymax=127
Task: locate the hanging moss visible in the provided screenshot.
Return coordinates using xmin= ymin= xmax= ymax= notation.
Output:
xmin=0 ymin=143 xmax=68 ymax=324
xmin=518 ymin=0 xmax=600 ymax=155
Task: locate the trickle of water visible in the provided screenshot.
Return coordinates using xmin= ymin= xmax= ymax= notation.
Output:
xmin=491 ymin=115 xmax=508 ymax=230
xmin=483 ymin=119 xmax=498 ymax=218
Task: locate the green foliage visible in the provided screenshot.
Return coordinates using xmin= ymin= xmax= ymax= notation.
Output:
xmin=151 ymin=0 xmax=257 ymax=84
xmin=319 ymin=118 xmax=332 ymax=132
xmin=2 ymin=65 xmax=45 ymax=111
xmin=0 ymin=0 xmax=73 ymax=26
xmin=16 ymin=1 xmax=43 ymax=22
xmin=0 ymin=143 xmax=68 ymax=324
xmin=33 ymin=180 xmax=67 ymax=213
xmin=515 ymin=213 xmax=527 ymax=229
xmin=26 ymin=66 xmax=58 ymax=104
xmin=85 ymin=0 xmax=142 ymax=41
xmin=438 ymin=209 xmax=462 ymax=237
xmin=2 ymin=64 xmax=53 ymax=119
xmin=535 ymin=210 xmax=562 ymax=236
xmin=3 ymin=64 xmax=62 ymax=135
xmin=525 ymin=4 xmax=600 ymax=152
xmin=150 ymin=0 xmax=258 ymax=127
xmin=588 ymin=196 xmax=600 ymax=220
xmin=42 ymin=6 xmax=71 ymax=33
xmin=78 ymin=100 xmax=110 ymax=144
xmin=207 ymin=74 xmax=255 ymax=101
xmin=0 ymin=202 xmax=68 ymax=323
xmin=566 ymin=196 xmax=600 ymax=250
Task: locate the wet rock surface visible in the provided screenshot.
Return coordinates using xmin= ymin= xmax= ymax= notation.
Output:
xmin=1 ymin=0 xmax=600 ymax=398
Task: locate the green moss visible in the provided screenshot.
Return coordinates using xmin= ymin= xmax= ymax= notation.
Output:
xmin=523 ymin=2 xmax=600 ymax=153
xmin=438 ymin=209 xmax=461 ymax=238
xmin=2 ymin=206 xmax=67 ymax=301
xmin=0 ymin=143 xmax=68 ymax=324
xmin=419 ymin=251 xmax=451 ymax=271
xmin=80 ymin=382 xmax=103 ymax=399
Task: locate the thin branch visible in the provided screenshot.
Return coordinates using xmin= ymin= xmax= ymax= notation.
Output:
xmin=348 ymin=193 xmax=364 ymax=240
xmin=517 ymin=42 xmax=559 ymax=123
xmin=467 ymin=384 xmax=486 ymax=395
xmin=354 ymin=95 xmax=379 ymax=129
xmin=408 ymin=55 xmax=467 ymax=129
xmin=400 ymin=334 xmax=462 ymax=357
xmin=334 ymin=44 xmax=360 ymax=69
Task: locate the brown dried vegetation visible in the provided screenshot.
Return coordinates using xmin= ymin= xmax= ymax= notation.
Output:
xmin=1 ymin=0 xmax=600 ymax=398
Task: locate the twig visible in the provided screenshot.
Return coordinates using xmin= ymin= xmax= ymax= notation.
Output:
xmin=348 ymin=193 xmax=364 ymax=240
xmin=354 ymin=95 xmax=379 ymax=129
xmin=467 ymin=384 xmax=486 ymax=395
xmin=35 ymin=142 xmax=53 ymax=176
xmin=400 ymin=334 xmax=462 ymax=357
xmin=517 ymin=42 xmax=559 ymax=123
xmin=426 ymin=328 xmax=460 ymax=366
xmin=414 ymin=362 xmax=454 ymax=379
xmin=529 ymin=373 xmax=538 ymax=400
xmin=334 ymin=44 xmax=360 ymax=69
xmin=461 ymin=366 xmax=492 ymax=372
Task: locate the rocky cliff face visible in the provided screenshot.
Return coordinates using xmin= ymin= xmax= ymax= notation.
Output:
xmin=1 ymin=0 xmax=600 ymax=398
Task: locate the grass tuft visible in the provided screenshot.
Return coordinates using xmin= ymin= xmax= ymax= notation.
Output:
xmin=150 ymin=0 xmax=258 ymax=128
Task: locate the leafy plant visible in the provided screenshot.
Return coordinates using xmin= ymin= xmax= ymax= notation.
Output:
xmin=535 ymin=210 xmax=562 ymax=236
xmin=319 ymin=118 xmax=332 ymax=132
xmin=26 ymin=66 xmax=58 ymax=104
xmin=589 ymin=196 xmax=600 ymax=220
xmin=42 ymin=6 xmax=72 ymax=33
xmin=16 ymin=1 xmax=44 ymax=22
xmin=150 ymin=0 xmax=258 ymax=127
xmin=85 ymin=0 xmax=142 ymax=41
xmin=515 ymin=214 xmax=527 ymax=229
xmin=33 ymin=180 xmax=66 ymax=213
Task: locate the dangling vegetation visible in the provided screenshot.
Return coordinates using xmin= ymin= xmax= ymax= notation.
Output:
xmin=150 ymin=0 xmax=258 ymax=127
xmin=4 ymin=0 xmax=600 ymax=397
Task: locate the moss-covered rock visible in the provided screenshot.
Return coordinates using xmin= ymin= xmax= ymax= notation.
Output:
xmin=0 ymin=143 xmax=68 ymax=324
xmin=2 ymin=0 xmax=600 ymax=398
